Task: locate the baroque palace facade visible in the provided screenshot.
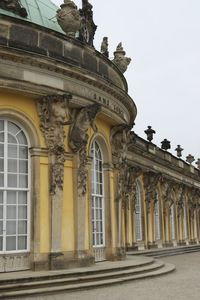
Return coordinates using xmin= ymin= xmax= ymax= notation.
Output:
xmin=0 ymin=0 xmax=199 ymax=273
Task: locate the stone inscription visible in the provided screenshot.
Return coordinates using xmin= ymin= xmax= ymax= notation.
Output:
xmin=93 ymin=93 xmax=125 ymax=120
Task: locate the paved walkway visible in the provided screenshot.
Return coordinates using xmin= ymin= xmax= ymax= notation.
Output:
xmin=11 ymin=252 xmax=200 ymax=300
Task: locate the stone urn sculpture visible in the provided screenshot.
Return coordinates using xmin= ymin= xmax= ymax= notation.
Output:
xmin=56 ymin=0 xmax=81 ymax=37
xmin=112 ymin=43 xmax=131 ymax=73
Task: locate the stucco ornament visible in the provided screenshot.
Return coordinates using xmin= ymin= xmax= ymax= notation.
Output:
xmin=161 ymin=179 xmax=176 ymax=212
xmin=37 ymin=94 xmax=72 ymax=195
xmin=0 ymin=0 xmax=28 ymax=17
xmin=57 ymin=0 xmax=81 ymax=38
xmin=69 ymin=103 xmax=101 ymax=196
xmin=112 ymin=43 xmax=131 ymax=73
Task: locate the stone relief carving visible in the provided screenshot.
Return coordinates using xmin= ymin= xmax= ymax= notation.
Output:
xmin=57 ymin=0 xmax=81 ymax=38
xmin=126 ymin=166 xmax=143 ymax=211
xmin=143 ymin=172 xmax=161 ymax=212
xmin=0 ymin=0 xmax=28 ymax=17
xmin=188 ymin=188 xmax=199 ymax=219
xmin=112 ymin=43 xmax=131 ymax=73
xmin=69 ymin=103 xmax=101 ymax=196
xmin=37 ymin=93 xmax=72 ymax=195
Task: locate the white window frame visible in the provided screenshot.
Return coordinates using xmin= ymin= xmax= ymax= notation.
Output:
xmin=91 ymin=140 xmax=105 ymax=248
xmin=135 ymin=183 xmax=142 ymax=241
xmin=0 ymin=119 xmax=30 ymax=254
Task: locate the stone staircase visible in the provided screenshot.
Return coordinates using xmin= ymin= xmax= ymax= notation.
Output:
xmin=128 ymin=244 xmax=200 ymax=258
xmin=0 ymin=256 xmax=175 ymax=299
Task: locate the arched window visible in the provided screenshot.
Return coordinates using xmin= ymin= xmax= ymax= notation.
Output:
xmin=154 ymin=192 xmax=161 ymax=240
xmin=91 ymin=140 xmax=105 ymax=249
xmin=0 ymin=120 xmax=29 ymax=253
xmin=135 ymin=183 xmax=142 ymax=241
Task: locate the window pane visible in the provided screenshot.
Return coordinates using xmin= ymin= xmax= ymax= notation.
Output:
xmin=6 ymin=236 xmax=16 ymax=251
xmin=19 ymin=175 xmax=28 ymax=188
xmin=0 ymin=174 xmax=4 ymax=187
xmin=0 ymin=221 xmax=3 ymax=235
xmin=0 ymin=133 xmax=4 ymax=143
xmin=7 ymin=174 xmax=17 ymax=187
xmin=18 ymin=192 xmax=27 ymax=205
xmin=6 ymin=206 xmax=16 ymax=219
xmin=8 ymin=145 xmax=17 ymax=158
xmin=18 ymin=206 xmax=27 ymax=219
xmin=0 ymin=144 xmax=4 ymax=157
xmin=19 ymin=146 xmax=28 ymax=159
xmin=8 ymin=122 xmax=20 ymax=135
xmin=8 ymin=134 xmax=17 ymax=144
xmin=0 ymin=159 xmax=4 ymax=172
xmin=0 ymin=192 xmax=3 ymax=204
xmin=18 ymin=221 xmax=27 ymax=234
xmin=6 ymin=221 xmax=16 ymax=235
xmin=16 ymin=132 xmax=27 ymax=145
xmin=18 ymin=236 xmax=27 ymax=250
xmin=8 ymin=159 xmax=17 ymax=173
xmin=0 ymin=206 xmax=3 ymax=219
xmin=7 ymin=191 xmax=17 ymax=204
xmin=0 ymin=121 xmax=4 ymax=131
xmin=0 ymin=236 xmax=2 ymax=251
xmin=19 ymin=160 xmax=28 ymax=174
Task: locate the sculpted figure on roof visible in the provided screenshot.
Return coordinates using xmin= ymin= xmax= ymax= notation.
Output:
xmin=0 ymin=0 xmax=28 ymax=17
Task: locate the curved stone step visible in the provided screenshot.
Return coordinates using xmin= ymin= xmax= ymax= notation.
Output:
xmin=0 ymin=257 xmax=175 ymax=299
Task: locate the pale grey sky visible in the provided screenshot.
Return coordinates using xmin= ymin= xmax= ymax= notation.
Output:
xmin=53 ymin=0 xmax=200 ymax=163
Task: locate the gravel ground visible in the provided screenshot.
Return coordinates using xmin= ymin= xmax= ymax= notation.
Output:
xmin=13 ymin=252 xmax=200 ymax=300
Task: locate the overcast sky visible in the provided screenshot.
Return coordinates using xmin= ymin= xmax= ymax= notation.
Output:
xmin=53 ymin=0 xmax=200 ymax=164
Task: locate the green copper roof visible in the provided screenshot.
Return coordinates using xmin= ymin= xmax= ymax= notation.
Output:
xmin=0 ymin=0 xmax=64 ymax=34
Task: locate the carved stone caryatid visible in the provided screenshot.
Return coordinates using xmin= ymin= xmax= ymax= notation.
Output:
xmin=143 ymin=172 xmax=161 ymax=212
xmin=38 ymin=94 xmax=72 ymax=195
xmin=175 ymin=184 xmax=186 ymax=217
xmin=110 ymin=124 xmax=132 ymax=159
xmin=79 ymin=0 xmax=97 ymax=46
xmin=112 ymin=43 xmax=131 ymax=73
xmin=188 ymin=188 xmax=199 ymax=219
xmin=0 ymin=0 xmax=28 ymax=17
xmin=69 ymin=103 xmax=101 ymax=196
xmin=56 ymin=0 xmax=81 ymax=38
xmin=161 ymin=179 xmax=176 ymax=213
xmin=110 ymin=123 xmax=133 ymax=206
xmin=126 ymin=165 xmax=143 ymax=211
xmin=37 ymin=93 xmax=72 ymax=265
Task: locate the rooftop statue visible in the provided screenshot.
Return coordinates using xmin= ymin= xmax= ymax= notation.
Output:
xmin=56 ymin=0 xmax=81 ymax=38
xmin=112 ymin=43 xmax=131 ymax=73
xmin=100 ymin=37 xmax=109 ymax=57
xmin=0 ymin=0 xmax=28 ymax=17
xmin=79 ymin=0 xmax=97 ymax=46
